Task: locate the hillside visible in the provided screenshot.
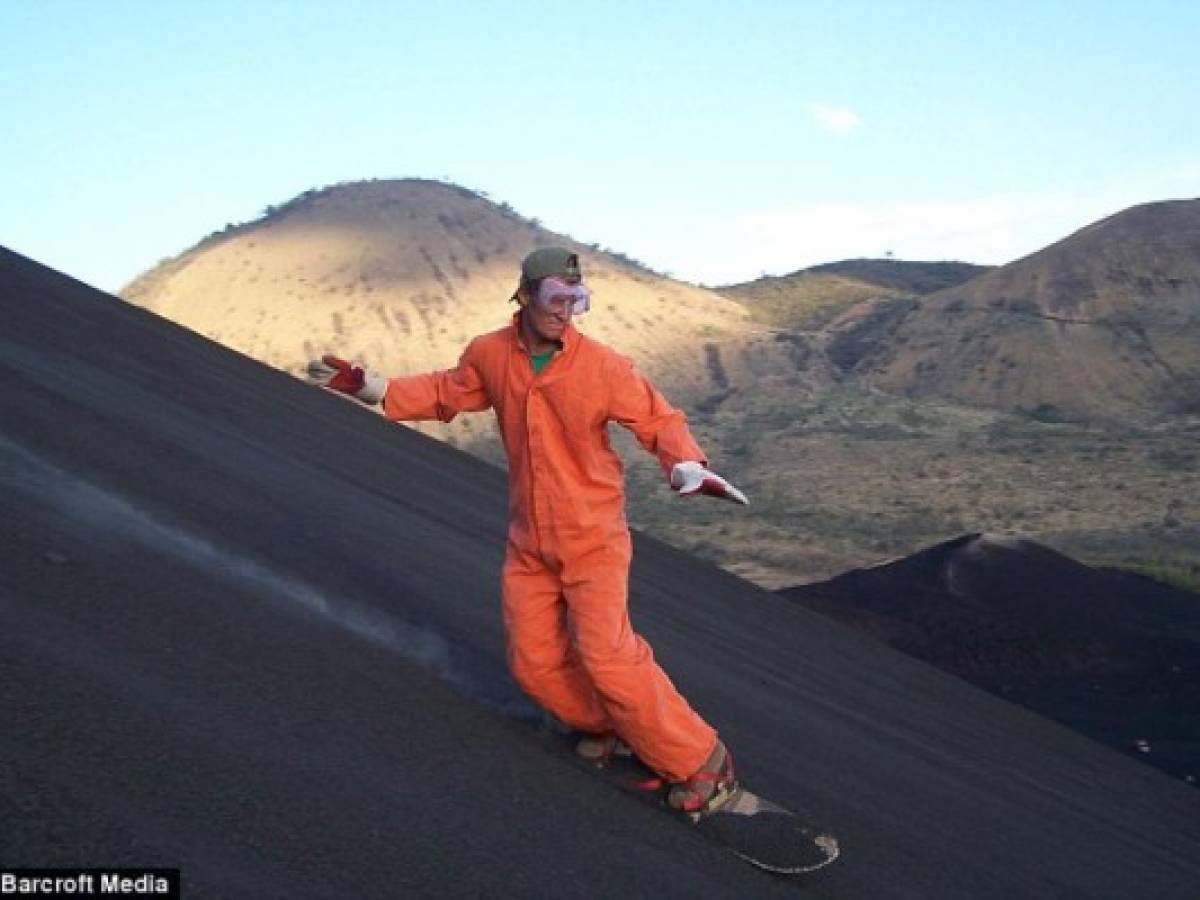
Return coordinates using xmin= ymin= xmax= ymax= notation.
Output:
xmin=847 ymin=199 xmax=1200 ymax=420
xmin=119 ymin=184 xmax=1200 ymax=592
xmin=780 ymin=533 xmax=1200 ymax=785
xmin=717 ymin=258 xmax=988 ymax=330
xmin=6 ymin=244 xmax=1200 ymax=898
xmin=121 ymin=179 xmax=814 ymax=445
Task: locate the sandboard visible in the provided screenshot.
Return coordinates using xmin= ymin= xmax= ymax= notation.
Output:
xmin=585 ymin=746 xmax=840 ymax=876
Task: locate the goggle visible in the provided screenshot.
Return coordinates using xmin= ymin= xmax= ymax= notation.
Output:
xmin=535 ymin=276 xmax=591 ymax=315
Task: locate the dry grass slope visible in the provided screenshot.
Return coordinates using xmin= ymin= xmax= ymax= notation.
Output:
xmin=123 ymin=178 xmax=769 ymax=445
xmin=857 ymin=199 xmax=1200 ymax=421
xmin=717 ymin=259 xmax=988 ymax=330
xmin=123 ymin=184 xmax=1200 ymax=588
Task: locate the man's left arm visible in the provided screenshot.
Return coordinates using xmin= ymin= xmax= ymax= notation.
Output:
xmin=607 ymin=355 xmax=748 ymax=505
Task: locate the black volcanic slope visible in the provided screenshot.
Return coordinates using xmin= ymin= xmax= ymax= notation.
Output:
xmin=2 ymin=246 xmax=1199 ymax=899
xmin=780 ymin=534 xmax=1200 ymax=786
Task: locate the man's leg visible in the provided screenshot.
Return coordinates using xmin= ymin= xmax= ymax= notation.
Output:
xmin=561 ymin=534 xmax=717 ymax=782
xmin=502 ymin=544 xmax=612 ymax=734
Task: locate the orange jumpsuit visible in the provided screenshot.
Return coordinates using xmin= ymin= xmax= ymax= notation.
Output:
xmin=382 ymin=313 xmax=718 ymax=780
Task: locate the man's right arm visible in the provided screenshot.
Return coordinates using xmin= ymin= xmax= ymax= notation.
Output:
xmin=381 ymin=340 xmax=492 ymax=423
xmin=307 ymin=340 xmax=492 ymax=422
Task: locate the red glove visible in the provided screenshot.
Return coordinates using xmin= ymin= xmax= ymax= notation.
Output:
xmin=670 ymin=461 xmax=749 ymax=505
xmin=306 ymin=355 xmax=387 ymax=405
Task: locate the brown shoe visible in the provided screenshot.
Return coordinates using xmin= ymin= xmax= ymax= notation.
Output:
xmin=667 ymin=740 xmax=736 ymax=813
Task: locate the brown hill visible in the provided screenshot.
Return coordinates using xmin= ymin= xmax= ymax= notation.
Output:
xmin=121 ymin=179 xmax=820 ymax=446
xmin=779 ymin=533 xmax=1200 ymax=785
xmin=118 ymin=182 xmax=1200 ymax=592
xmin=123 ymin=179 xmax=750 ymax=373
xmin=845 ymin=199 xmax=1200 ymax=421
xmin=717 ymin=258 xmax=988 ymax=330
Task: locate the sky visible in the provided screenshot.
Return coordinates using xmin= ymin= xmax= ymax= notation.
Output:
xmin=2 ymin=0 xmax=1199 ymax=292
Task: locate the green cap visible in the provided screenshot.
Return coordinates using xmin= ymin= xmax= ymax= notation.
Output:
xmin=512 ymin=246 xmax=582 ymax=302
xmin=520 ymin=246 xmax=581 ymax=283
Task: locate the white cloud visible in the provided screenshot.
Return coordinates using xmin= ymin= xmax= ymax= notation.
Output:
xmin=807 ymin=103 xmax=862 ymax=135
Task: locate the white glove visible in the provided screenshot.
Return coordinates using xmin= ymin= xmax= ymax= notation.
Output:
xmin=670 ymin=461 xmax=749 ymax=505
xmin=306 ymin=355 xmax=387 ymax=405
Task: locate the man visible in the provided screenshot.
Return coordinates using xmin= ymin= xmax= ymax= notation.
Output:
xmin=307 ymin=247 xmax=748 ymax=813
